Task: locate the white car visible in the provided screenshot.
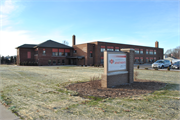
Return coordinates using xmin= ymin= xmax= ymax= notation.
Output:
xmin=152 ymin=60 xmax=171 ymax=69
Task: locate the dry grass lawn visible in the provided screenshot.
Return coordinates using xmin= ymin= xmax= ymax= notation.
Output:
xmin=0 ymin=65 xmax=180 ymax=119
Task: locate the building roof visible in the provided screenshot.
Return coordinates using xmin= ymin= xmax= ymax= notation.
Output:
xmin=16 ymin=40 xmax=73 ymax=49
xmin=34 ymin=40 xmax=73 ymax=49
xmin=16 ymin=44 xmax=37 ymax=49
xmin=89 ymin=41 xmax=163 ymax=49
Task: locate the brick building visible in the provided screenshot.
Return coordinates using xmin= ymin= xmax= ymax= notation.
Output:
xmin=16 ymin=35 xmax=163 ymax=66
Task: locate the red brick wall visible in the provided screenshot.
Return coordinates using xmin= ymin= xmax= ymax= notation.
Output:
xmin=87 ymin=43 xmax=95 ymax=65
xmin=19 ymin=48 xmax=35 ymax=64
xmin=17 ymin=41 xmax=163 ymax=66
xmin=73 ymin=43 xmax=88 ymax=65
xmin=17 ymin=47 xmax=73 ymax=65
xmin=37 ymin=47 xmax=72 ymax=65
xmin=90 ymin=41 xmax=163 ymax=65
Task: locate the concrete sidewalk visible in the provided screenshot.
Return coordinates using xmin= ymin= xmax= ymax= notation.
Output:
xmin=0 ymin=103 xmax=20 ymax=120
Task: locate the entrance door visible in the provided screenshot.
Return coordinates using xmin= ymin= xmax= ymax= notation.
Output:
xmin=73 ymin=59 xmax=77 ymax=65
xmin=70 ymin=59 xmax=73 ymax=65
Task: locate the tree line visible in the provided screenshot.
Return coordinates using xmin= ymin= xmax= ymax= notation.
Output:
xmin=0 ymin=56 xmax=17 ymax=64
xmin=165 ymin=46 xmax=180 ymax=59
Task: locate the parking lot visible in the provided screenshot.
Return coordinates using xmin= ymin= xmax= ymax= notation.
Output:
xmin=134 ymin=64 xmax=180 ymax=71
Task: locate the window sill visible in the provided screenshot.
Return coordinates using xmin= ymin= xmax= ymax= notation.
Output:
xmin=52 ymin=56 xmax=66 ymax=57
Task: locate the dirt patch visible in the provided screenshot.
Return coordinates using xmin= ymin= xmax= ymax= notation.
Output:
xmin=66 ymin=79 xmax=167 ymax=98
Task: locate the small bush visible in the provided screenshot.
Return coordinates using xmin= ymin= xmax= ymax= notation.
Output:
xmin=81 ymin=65 xmax=83 ymax=67
xmin=154 ymin=68 xmax=158 ymax=70
xmin=89 ymin=76 xmax=101 ymax=88
xmin=137 ymin=65 xmax=140 ymax=69
xmin=145 ymin=68 xmax=148 ymax=70
xmin=85 ymin=65 xmax=87 ymax=67
xmin=167 ymin=67 xmax=170 ymax=71
xmin=94 ymin=64 xmax=97 ymax=67
xmin=134 ymin=71 xmax=139 ymax=80
xmin=23 ymin=61 xmax=27 ymax=66
xmin=28 ymin=62 xmax=32 ymax=66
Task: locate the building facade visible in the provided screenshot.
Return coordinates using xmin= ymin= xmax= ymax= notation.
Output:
xmin=16 ymin=35 xmax=163 ymax=66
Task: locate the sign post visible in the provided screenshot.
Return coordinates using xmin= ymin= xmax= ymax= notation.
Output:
xmin=101 ymin=49 xmax=134 ymax=88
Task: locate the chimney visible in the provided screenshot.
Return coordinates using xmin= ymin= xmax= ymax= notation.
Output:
xmin=72 ymin=35 xmax=76 ymax=46
xmin=155 ymin=41 xmax=159 ymax=48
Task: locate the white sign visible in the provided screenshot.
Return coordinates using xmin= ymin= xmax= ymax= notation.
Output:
xmin=108 ymin=54 xmax=126 ymax=71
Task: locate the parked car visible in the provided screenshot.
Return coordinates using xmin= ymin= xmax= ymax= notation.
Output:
xmin=171 ymin=61 xmax=180 ymax=69
xmin=151 ymin=60 xmax=171 ymax=69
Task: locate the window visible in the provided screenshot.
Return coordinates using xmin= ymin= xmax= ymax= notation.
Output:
xmin=58 ymin=59 xmax=60 ymax=64
xmin=43 ymin=49 xmax=46 ymax=54
xmin=140 ymin=57 xmax=143 ymax=63
xmin=154 ymin=57 xmax=156 ymax=62
xmin=101 ymin=57 xmax=104 ymax=64
xmin=59 ymin=49 xmax=64 ymax=56
xmin=62 ymin=59 xmax=65 ymax=64
xmin=73 ymin=49 xmax=77 ymax=53
xmin=52 ymin=49 xmax=58 ymax=56
xmin=65 ymin=49 xmax=70 ymax=56
xmin=90 ymin=51 xmax=93 ymax=57
xmin=101 ymin=46 xmax=105 ymax=52
xmin=149 ymin=57 xmax=153 ymax=62
xmin=107 ymin=46 xmax=114 ymax=51
xmin=146 ymin=49 xmax=149 ymax=54
xmin=115 ymin=47 xmax=119 ymax=51
xmin=140 ymin=49 xmax=143 ymax=54
xmin=146 ymin=57 xmax=149 ymax=63
xmin=48 ymin=60 xmax=51 ymax=65
xmin=154 ymin=50 xmax=156 ymax=55
xmin=135 ymin=57 xmax=139 ymax=63
xmin=27 ymin=52 xmax=31 ymax=59
xmin=53 ymin=60 xmax=56 ymax=64
xmin=149 ymin=50 xmax=153 ymax=55
xmin=135 ymin=49 xmax=139 ymax=54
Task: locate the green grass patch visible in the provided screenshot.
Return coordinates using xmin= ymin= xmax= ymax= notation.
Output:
xmin=160 ymin=83 xmax=180 ymax=90
xmin=78 ymin=96 xmax=105 ymax=106
xmin=56 ymin=89 xmax=70 ymax=94
xmin=0 ymin=93 xmax=12 ymax=106
xmin=68 ymin=104 xmax=80 ymax=109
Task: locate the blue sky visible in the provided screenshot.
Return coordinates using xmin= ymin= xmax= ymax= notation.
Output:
xmin=0 ymin=0 xmax=179 ymax=56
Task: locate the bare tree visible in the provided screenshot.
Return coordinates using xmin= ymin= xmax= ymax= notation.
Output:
xmin=165 ymin=46 xmax=180 ymax=58
xmin=62 ymin=40 xmax=69 ymax=45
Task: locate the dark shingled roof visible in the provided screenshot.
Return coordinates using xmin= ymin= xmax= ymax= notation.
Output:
xmin=34 ymin=40 xmax=73 ymax=49
xmin=16 ymin=44 xmax=37 ymax=49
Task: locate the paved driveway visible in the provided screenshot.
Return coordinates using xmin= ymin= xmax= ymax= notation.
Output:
xmin=0 ymin=103 xmax=20 ymax=120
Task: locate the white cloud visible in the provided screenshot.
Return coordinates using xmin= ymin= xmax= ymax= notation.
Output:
xmin=0 ymin=0 xmax=15 ymax=14
xmin=0 ymin=29 xmax=39 ymax=56
xmin=0 ymin=29 xmax=73 ymax=56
